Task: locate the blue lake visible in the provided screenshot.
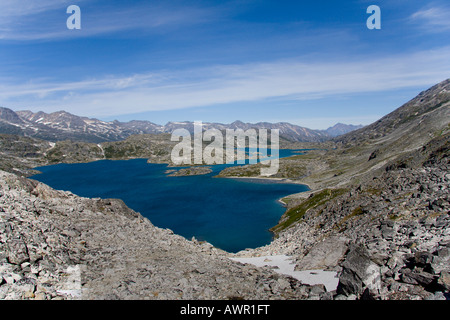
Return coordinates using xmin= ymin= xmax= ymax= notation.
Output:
xmin=31 ymin=149 xmax=308 ymax=252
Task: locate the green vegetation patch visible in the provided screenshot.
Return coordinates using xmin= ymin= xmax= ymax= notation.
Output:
xmin=364 ymin=186 xmax=383 ymax=197
xmin=271 ymin=188 xmax=348 ymax=234
xmin=285 ymin=153 xmax=318 ymax=160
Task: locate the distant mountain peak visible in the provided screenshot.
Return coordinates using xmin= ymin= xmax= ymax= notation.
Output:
xmin=325 ymin=123 xmax=364 ymax=137
xmin=0 ymin=107 xmax=24 ymax=124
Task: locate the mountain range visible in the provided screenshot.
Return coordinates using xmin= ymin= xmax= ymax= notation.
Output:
xmin=0 ymin=107 xmax=362 ymax=143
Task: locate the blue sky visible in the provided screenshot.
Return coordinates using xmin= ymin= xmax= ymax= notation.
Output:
xmin=0 ymin=0 xmax=449 ymax=129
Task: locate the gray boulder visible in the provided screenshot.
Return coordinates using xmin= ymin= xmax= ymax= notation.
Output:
xmin=6 ymin=239 xmax=29 ymax=265
xmin=295 ymin=236 xmax=349 ymax=271
xmin=400 ymin=268 xmax=436 ymax=287
xmin=337 ymin=244 xmax=381 ymax=299
xmin=437 ymin=271 xmax=450 ymax=291
xmin=430 ymin=247 xmax=450 ymax=274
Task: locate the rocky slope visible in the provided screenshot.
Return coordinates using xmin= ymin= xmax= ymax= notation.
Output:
xmin=239 ymin=137 xmax=449 ymax=300
xmin=0 ymin=169 xmax=334 ymax=300
xmin=335 ymin=79 xmax=450 ymax=147
xmin=233 ymin=79 xmax=450 ymax=300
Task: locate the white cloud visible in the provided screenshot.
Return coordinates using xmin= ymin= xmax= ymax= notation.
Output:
xmin=0 ymin=1 xmax=218 ymax=41
xmin=410 ymin=5 xmax=450 ymax=31
xmin=1 ymin=47 xmax=450 ymax=118
xmin=0 ymin=0 xmax=81 ymax=40
xmin=0 ymin=0 xmax=72 ymax=18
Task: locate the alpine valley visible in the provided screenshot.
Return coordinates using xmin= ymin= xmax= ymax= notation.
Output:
xmin=0 ymin=79 xmax=449 ymax=300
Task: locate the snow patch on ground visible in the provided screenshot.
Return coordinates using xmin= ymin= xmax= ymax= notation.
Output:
xmin=230 ymin=255 xmax=339 ymax=292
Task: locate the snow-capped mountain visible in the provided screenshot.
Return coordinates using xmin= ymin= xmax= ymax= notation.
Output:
xmin=0 ymin=109 xmax=162 ymax=143
xmin=0 ymin=107 xmax=362 ymax=143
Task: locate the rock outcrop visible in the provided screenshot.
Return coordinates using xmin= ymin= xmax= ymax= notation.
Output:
xmin=165 ymin=166 xmax=213 ymax=177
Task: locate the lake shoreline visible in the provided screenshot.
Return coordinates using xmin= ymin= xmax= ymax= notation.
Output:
xmin=216 ymin=175 xmax=311 ymax=206
xmin=220 ymin=175 xmax=310 ymax=186
xmin=30 ymin=149 xmax=314 ymax=253
xmin=31 ymin=158 xmax=308 ymax=253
